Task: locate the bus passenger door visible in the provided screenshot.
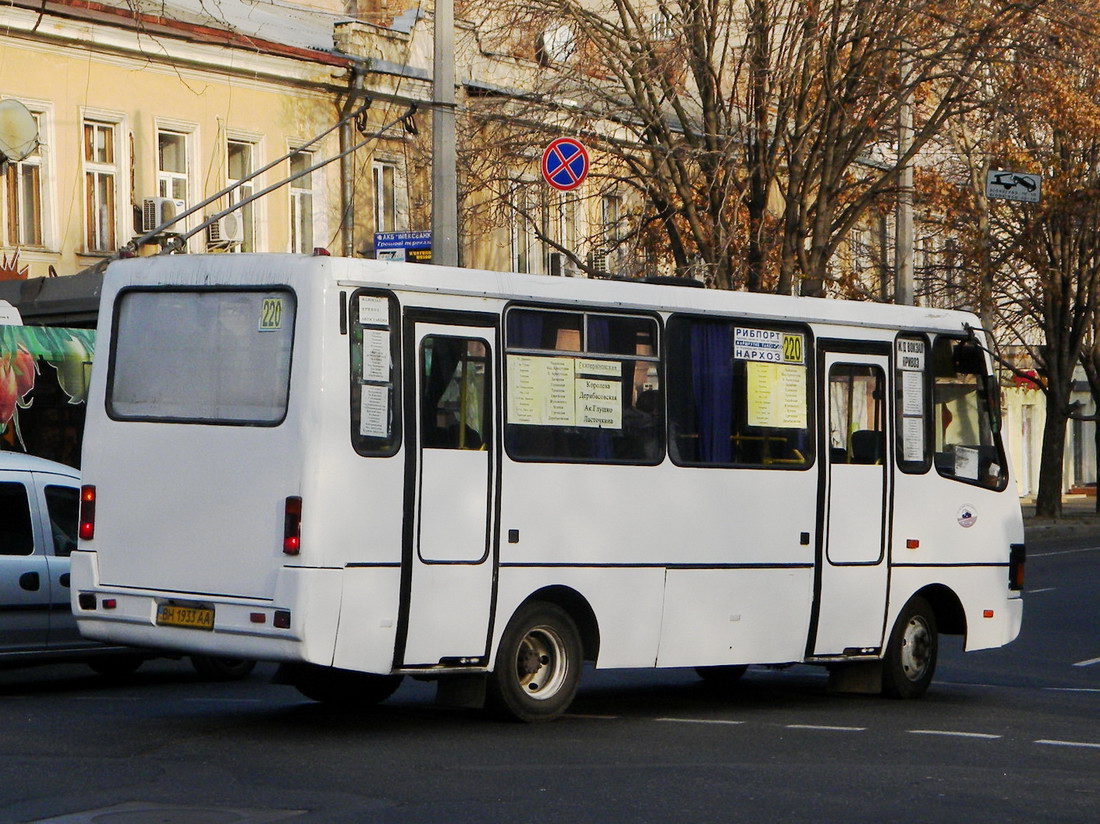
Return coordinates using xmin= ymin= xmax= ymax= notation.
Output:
xmin=811 ymin=348 xmax=891 ymax=657
xmin=399 ymin=318 xmax=498 ymax=667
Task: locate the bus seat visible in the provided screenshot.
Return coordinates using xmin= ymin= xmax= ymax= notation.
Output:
xmin=849 ymin=430 xmax=883 ymax=464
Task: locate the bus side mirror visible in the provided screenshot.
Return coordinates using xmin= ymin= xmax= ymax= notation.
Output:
xmin=985 ymin=374 xmax=1002 ymax=435
xmin=953 ymin=340 xmax=986 ymax=374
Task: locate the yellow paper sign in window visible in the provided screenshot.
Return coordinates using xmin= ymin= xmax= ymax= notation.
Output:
xmin=746 ymin=362 xmax=808 ymax=429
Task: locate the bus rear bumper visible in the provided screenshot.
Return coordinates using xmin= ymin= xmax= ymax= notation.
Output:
xmin=69 ymin=550 xmax=342 ymax=666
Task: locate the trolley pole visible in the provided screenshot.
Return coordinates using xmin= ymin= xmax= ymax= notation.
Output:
xmin=432 ymin=0 xmax=459 ymax=267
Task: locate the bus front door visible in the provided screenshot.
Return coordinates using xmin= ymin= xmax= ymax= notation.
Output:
xmin=398 ymin=319 xmax=498 ymax=668
xmin=811 ymin=347 xmax=892 ymax=657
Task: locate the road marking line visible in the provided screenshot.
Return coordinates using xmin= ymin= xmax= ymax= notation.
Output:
xmin=1036 ymin=739 xmax=1100 ymax=750
xmin=1030 ymin=546 xmax=1100 ymax=558
xmin=786 ymin=724 xmax=866 ymax=732
xmin=1027 ymin=587 xmax=1056 ymax=594
xmin=656 ymin=717 xmax=745 ymax=726
xmin=909 ymin=730 xmax=1001 ymax=739
xmin=1044 ymin=687 xmax=1100 ymax=693
xmin=1073 ymin=657 xmax=1100 ymax=668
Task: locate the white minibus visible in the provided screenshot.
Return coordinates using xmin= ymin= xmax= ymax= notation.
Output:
xmin=72 ymin=253 xmax=1024 ymax=721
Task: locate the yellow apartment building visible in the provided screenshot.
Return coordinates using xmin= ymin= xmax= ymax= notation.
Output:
xmin=0 ymin=0 xmax=436 ymax=290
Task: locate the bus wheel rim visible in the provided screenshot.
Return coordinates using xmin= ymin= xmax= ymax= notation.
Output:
xmin=900 ymin=615 xmax=932 ymax=681
xmin=516 ymin=625 xmax=567 ymax=700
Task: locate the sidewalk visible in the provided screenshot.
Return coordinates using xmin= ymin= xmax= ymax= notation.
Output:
xmin=1021 ymin=494 xmax=1100 ymax=540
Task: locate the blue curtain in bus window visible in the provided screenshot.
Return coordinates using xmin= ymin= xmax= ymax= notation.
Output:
xmin=508 ymin=312 xmax=543 ymax=348
xmin=691 ymin=322 xmax=733 ymax=463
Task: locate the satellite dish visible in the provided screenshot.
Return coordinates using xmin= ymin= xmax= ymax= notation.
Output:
xmin=0 ymin=99 xmax=39 ymax=164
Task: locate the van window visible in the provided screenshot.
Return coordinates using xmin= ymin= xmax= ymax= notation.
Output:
xmin=45 ymin=485 xmax=79 ymax=557
xmin=0 ymin=482 xmax=34 ymax=556
xmin=108 ymin=289 xmax=295 ymax=425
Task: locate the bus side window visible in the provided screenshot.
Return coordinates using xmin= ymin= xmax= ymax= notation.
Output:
xmin=667 ymin=316 xmax=813 ymax=469
xmin=895 ymin=335 xmax=931 ymax=473
xmin=421 ymin=336 xmax=490 ymax=450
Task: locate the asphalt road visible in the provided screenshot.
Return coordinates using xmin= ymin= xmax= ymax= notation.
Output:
xmin=1 ymin=532 xmax=1097 ymax=824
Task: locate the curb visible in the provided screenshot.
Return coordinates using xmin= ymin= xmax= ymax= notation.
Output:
xmin=1023 ymin=518 xmax=1100 ymax=541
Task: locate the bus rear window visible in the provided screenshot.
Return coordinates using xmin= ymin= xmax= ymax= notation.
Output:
xmin=108 ymin=289 xmax=295 ymax=425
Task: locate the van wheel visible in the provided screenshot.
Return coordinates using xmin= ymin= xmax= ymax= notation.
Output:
xmin=882 ymin=596 xmax=938 ymax=699
xmin=88 ymin=655 xmax=144 ymax=678
xmin=278 ymin=663 xmax=403 ymax=705
xmin=487 ymin=602 xmax=582 ymax=723
xmin=190 ymin=655 xmax=257 ymax=681
xmin=695 ymin=664 xmax=748 ymax=688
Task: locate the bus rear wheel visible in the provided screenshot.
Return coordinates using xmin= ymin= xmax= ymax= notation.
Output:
xmin=487 ymin=602 xmax=582 ymax=723
xmin=278 ymin=663 xmax=404 ymax=706
xmin=882 ymin=596 xmax=938 ymax=699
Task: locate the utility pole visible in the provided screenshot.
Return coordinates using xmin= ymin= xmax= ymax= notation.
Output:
xmin=432 ymin=0 xmax=459 ymax=267
xmin=895 ymin=46 xmax=914 ymax=306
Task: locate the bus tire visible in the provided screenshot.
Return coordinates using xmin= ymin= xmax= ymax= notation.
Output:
xmin=882 ymin=596 xmax=938 ymax=699
xmin=279 ymin=663 xmax=403 ymax=706
xmin=190 ymin=655 xmax=257 ymax=681
xmin=695 ymin=664 xmax=748 ymax=688
xmin=487 ymin=602 xmax=582 ymax=723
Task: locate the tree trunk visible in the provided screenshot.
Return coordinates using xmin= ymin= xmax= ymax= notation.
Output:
xmin=1035 ymin=398 xmax=1068 ymax=518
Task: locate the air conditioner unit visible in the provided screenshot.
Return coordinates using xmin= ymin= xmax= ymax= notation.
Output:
xmin=142 ymin=197 xmax=186 ymax=233
xmin=587 ymin=251 xmax=609 ymax=275
xmin=549 ymin=252 xmax=580 ymax=277
xmin=206 ymin=213 xmax=244 ymax=244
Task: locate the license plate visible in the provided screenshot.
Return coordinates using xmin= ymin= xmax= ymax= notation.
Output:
xmin=156 ymin=602 xmax=215 ymax=631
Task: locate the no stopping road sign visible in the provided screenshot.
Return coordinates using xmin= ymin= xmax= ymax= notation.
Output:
xmin=542 ymin=137 xmax=590 ymax=191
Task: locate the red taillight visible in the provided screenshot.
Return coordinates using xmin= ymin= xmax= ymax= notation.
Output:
xmin=79 ymin=485 xmax=96 ymax=540
xmin=283 ymin=496 xmax=302 ymax=555
xmin=1009 ymin=543 xmax=1026 ymax=591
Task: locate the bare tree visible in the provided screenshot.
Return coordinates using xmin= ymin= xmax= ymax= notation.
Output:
xmin=922 ymin=0 xmax=1100 ymax=516
xmin=457 ymin=0 xmax=1037 ymax=292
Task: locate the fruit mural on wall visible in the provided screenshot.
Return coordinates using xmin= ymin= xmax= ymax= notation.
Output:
xmin=1 ymin=324 xmax=96 ymax=447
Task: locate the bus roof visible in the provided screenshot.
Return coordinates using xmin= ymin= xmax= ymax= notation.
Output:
xmin=105 ymin=254 xmax=980 ymax=336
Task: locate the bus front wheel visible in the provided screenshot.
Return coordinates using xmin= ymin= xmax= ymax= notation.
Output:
xmin=487 ymin=602 xmax=583 ymax=722
xmin=882 ymin=596 xmax=938 ymax=699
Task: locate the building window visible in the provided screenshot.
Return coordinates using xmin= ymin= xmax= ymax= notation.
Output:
xmin=289 ymin=149 xmax=315 ymax=253
xmin=227 ymin=139 xmax=256 ymax=252
xmin=510 ymin=181 xmax=545 ymax=274
xmin=157 ymin=130 xmax=189 ymax=201
xmin=83 ymin=120 xmax=117 ymax=253
xmin=372 ymin=160 xmax=397 ymax=234
xmin=600 ymin=193 xmax=625 ymax=275
xmin=4 ymin=110 xmax=43 ymax=247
